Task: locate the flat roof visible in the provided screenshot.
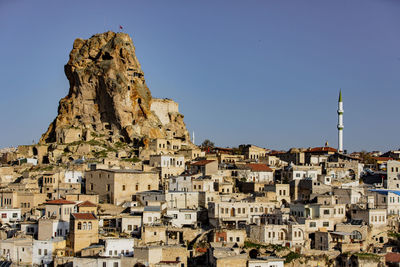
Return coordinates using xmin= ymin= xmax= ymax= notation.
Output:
xmin=95 ymin=169 xmax=157 ymax=174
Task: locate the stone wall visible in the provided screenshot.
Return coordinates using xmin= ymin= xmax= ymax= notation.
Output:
xmin=151 ymin=98 xmax=179 ymax=125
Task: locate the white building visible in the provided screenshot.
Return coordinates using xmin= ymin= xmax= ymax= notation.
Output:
xmin=64 ymin=170 xmax=83 ymax=183
xmin=166 ymin=208 xmax=197 ymax=227
xmin=143 ymin=206 xmax=162 ymax=225
xmin=237 ymin=164 xmax=274 ymax=183
xmin=248 ymin=257 xmax=284 ymax=267
xmin=281 ymin=164 xmax=321 ymax=182
xmin=149 ymin=154 xmax=185 ymax=180
xmin=166 ymin=191 xmax=205 ymax=209
xmin=168 ymin=175 xmax=194 ymax=192
xmin=32 ymin=238 xmax=64 ymax=266
xmin=119 ymin=215 xmax=142 ymax=235
xmin=0 ymin=208 xmax=21 ymax=224
xmin=101 ymin=238 xmax=134 ymax=257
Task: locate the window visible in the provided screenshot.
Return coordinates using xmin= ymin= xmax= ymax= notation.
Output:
xmin=88 ymin=222 xmax=92 ymax=230
xmin=12 ymin=213 xmax=18 ymax=218
xmin=114 ymin=250 xmax=117 ymax=255
xmin=128 ymin=225 xmax=132 ymax=231
xmin=236 ymin=237 xmax=240 ymax=242
xmin=136 ymin=184 xmax=139 ymax=190
xmin=38 ymin=249 xmax=41 ymax=255
xmin=107 ymin=184 xmax=111 ymax=191
xmin=323 ymin=222 xmax=329 ymax=227
xmin=148 ymin=185 xmax=151 ymax=190
xmin=109 ymin=250 xmax=112 ymax=255
xmin=309 ymin=222 xmax=316 ymax=227
xmin=323 ymin=210 xmax=330 ymax=215
xmin=77 ymin=222 xmax=82 ymax=230
xmin=83 ymin=223 xmax=87 ymax=230
xmin=221 ymin=208 xmax=224 ymax=214
xmin=351 ymin=230 xmax=362 ymax=240
xmin=1 ymin=213 xmax=6 ymax=218
xmin=122 ymin=185 xmax=126 ymax=191
xmin=44 ymin=249 xmax=47 ymax=256
xmin=103 ymin=262 xmax=107 ymax=267
xmin=185 ymin=214 xmax=192 ymax=220
xmin=113 ymin=263 xmax=118 ymax=267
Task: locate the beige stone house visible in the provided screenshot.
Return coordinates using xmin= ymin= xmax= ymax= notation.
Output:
xmin=240 ymin=144 xmax=267 ymax=161
xmin=190 ymin=160 xmax=218 ymax=176
xmin=149 ymin=154 xmax=185 ymax=187
xmin=67 ymin=213 xmax=99 ymax=255
xmin=44 ymin=199 xmax=75 ymax=220
xmin=0 ymin=237 xmax=33 ymax=265
xmin=134 ymin=245 xmax=188 ymax=267
xmin=85 ymin=169 xmax=159 ymax=205
xmin=0 ymin=190 xmax=46 ymax=214
xmin=76 ymin=200 xmax=97 ymax=214
xmin=208 ymin=198 xmax=278 ymax=228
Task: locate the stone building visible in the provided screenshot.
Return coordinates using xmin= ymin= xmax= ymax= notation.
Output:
xmin=386 ymin=160 xmax=400 ymax=189
xmin=67 ymin=213 xmax=99 ymax=255
xmin=240 ymin=144 xmax=267 ymax=161
xmin=149 ymin=154 xmax=185 ymax=186
xmin=85 ymin=169 xmax=159 ymax=205
xmin=190 ymin=160 xmax=218 ymax=176
xmin=237 ymin=163 xmax=274 ymax=183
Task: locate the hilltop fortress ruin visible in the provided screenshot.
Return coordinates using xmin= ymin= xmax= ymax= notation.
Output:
xmin=14 ymin=31 xmax=194 ymax=163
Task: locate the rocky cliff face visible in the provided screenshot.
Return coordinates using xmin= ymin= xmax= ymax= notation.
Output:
xmin=40 ymin=31 xmax=189 ymax=146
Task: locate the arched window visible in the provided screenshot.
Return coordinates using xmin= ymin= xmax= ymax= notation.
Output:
xmin=351 ymin=230 xmax=362 ymax=240
xmin=83 ymin=222 xmax=87 ymax=230
xmin=77 ymin=222 xmax=82 ymax=230
xmin=88 ymin=222 xmax=92 ymax=230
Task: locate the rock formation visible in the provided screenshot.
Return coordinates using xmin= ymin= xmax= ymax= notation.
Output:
xmin=40 ymin=31 xmax=190 ymax=147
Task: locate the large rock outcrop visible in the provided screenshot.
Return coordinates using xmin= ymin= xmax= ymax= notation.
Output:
xmin=40 ymin=31 xmax=189 ymax=146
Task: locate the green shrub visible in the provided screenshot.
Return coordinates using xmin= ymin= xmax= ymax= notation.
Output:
xmin=284 ymin=252 xmax=301 ymax=263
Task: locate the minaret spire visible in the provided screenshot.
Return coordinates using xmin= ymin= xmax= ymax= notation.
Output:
xmin=337 ymin=89 xmax=344 ymax=153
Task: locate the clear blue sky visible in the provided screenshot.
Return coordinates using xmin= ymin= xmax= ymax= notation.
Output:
xmin=0 ymin=0 xmax=399 ymax=152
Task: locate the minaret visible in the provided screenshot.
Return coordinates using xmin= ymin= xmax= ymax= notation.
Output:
xmin=337 ymin=90 xmax=344 ymax=153
xmin=192 ymin=131 xmax=195 ymax=145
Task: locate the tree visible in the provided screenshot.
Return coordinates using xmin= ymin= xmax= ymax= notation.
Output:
xmin=359 ymin=150 xmax=375 ymax=164
xmin=201 ymin=139 xmax=215 ymax=151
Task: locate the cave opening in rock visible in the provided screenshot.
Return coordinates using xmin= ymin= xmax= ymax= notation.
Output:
xmin=102 ymin=52 xmax=113 ymax=60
